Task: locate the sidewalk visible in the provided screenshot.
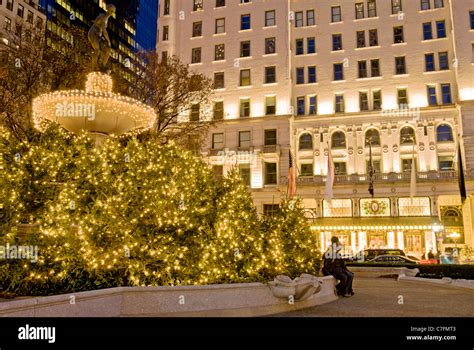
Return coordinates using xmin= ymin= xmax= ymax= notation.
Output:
xmin=276 ymin=277 xmax=474 ymax=317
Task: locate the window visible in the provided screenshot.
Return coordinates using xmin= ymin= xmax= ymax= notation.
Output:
xmin=213 ymin=101 xmax=224 ymax=120
xmin=17 ymin=4 xmax=24 ymax=17
xmin=296 ymin=67 xmax=305 ymax=84
xmin=295 ymin=11 xmax=303 ymax=27
xmin=265 ymin=163 xmax=277 ymax=185
xmin=425 ymin=53 xmax=435 ymax=71
xmin=331 ymin=6 xmax=342 ymax=22
xmin=436 ymin=20 xmax=446 ymax=38
xmin=397 ymin=88 xmax=408 ymax=106
xmin=27 ymin=11 xmax=33 ymax=24
xmin=299 ymin=134 xmax=313 ymax=150
xmin=216 ymin=0 xmax=225 ymax=7
xmin=190 ymin=104 xmax=200 ymax=121
xmin=393 ymin=26 xmax=404 ymax=43
xmin=357 ymin=31 xmax=366 ymax=48
xmin=239 ymin=131 xmax=251 ymax=149
xmin=215 ymin=44 xmax=225 ymax=60
xmin=392 ymin=0 xmax=402 ymax=14
xmin=367 ymin=159 xmax=381 ymax=174
xmin=307 ymin=10 xmax=315 ymax=26
xmin=240 ymin=69 xmax=251 ymax=86
xmin=437 ymin=124 xmax=453 ymax=142
xmin=212 ymin=133 xmax=224 ymax=149
xmin=334 ymin=162 xmax=347 ymax=175
xmin=6 ymin=0 xmax=13 ymax=11
xmin=471 ymin=11 xmax=474 ymax=30
xmin=295 ymin=39 xmax=304 ymax=55
xmin=309 ymin=96 xmax=317 ymax=115
xmin=191 ymin=48 xmax=201 ymax=63
xmin=301 ymin=164 xmax=313 ymax=176
xmin=358 ymin=61 xmax=368 ymax=78
xmin=438 ymin=156 xmax=454 ymax=171
xmin=265 ymin=66 xmax=276 ymax=84
xmin=423 ymin=22 xmax=433 ymax=40
xmin=421 ymin=0 xmax=430 ymax=11
xmin=264 ymin=204 xmax=280 ymax=216
xmin=360 ymin=92 xmax=369 ymax=111
xmin=193 ymin=0 xmax=203 ymax=11
xmin=441 ymin=83 xmax=452 ymax=104
xmin=240 ymin=41 xmax=251 ymax=57
xmin=4 ymin=17 xmax=11 ymax=31
xmin=373 ymin=90 xmax=382 ymax=110
xmin=215 ymin=18 xmax=225 ymax=34
xmin=334 ymin=63 xmax=344 ymax=81
xmin=369 ymin=29 xmax=378 ymax=46
xmin=332 ymin=34 xmax=342 ymax=51
xmin=265 ymin=96 xmax=276 ymax=115
xmin=211 ymin=166 xmax=224 ymax=183
xmin=400 ymin=127 xmax=415 ymax=144
xmin=307 ymin=37 xmax=316 ymax=54
xmin=308 ymin=66 xmax=317 ymax=83
xmin=193 ymin=22 xmax=202 ymax=37
xmin=371 ymin=59 xmax=380 ymax=77
xmin=401 ymin=159 xmax=415 ymax=173
xmin=162 ymin=26 xmax=169 ymax=41
xmin=297 ymin=97 xmax=305 ymax=116
xmin=439 ymin=52 xmax=449 ymax=70
xmin=395 ymin=56 xmax=406 ymax=75
xmin=264 ymin=129 xmax=277 ymax=146
xmin=332 ymin=131 xmax=346 ymax=149
xmin=427 ymin=86 xmax=438 ymax=105
xmin=164 ymin=0 xmax=171 ymax=15
xmin=365 ymin=129 xmax=381 ymax=146
xmin=368 ymin=0 xmax=377 ymax=17
xmin=238 ymin=164 xmax=251 ymax=185
xmin=434 ymin=0 xmax=444 ymax=8
xmin=241 ymin=14 xmax=251 ymax=30
xmin=265 ymin=10 xmax=275 ymax=27
xmin=240 ymin=99 xmax=250 ymax=118
xmin=214 ymin=72 xmax=224 ymax=89
xmin=335 ymin=94 xmax=345 ymax=113
xmin=355 ymin=3 xmax=365 ymax=19
xmin=162 ymin=51 xmax=168 ymax=62
xmin=265 ymin=37 xmax=276 ymax=54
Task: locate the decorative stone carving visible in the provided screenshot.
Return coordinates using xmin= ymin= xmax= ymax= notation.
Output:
xmin=348 ymin=147 xmax=354 ymax=155
xmin=268 ymin=274 xmax=323 ymax=301
xmin=315 ymin=150 xmax=320 ymax=157
xmin=391 ymin=187 xmax=396 ymax=193
xmin=383 ymin=145 xmax=389 ymax=153
xmin=429 ymin=142 xmax=436 ymax=151
xmin=393 ymin=145 xmax=399 ymax=153
xmin=419 ymin=143 xmax=425 ymax=152
xmin=357 ymin=147 xmax=364 ymax=155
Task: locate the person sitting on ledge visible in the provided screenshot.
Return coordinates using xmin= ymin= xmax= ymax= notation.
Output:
xmin=322 ymin=236 xmax=354 ymax=297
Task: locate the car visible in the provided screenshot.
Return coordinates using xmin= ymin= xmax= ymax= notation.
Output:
xmin=367 ymin=255 xmax=419 ymax=265
xmin=353 ymin=249 xmax=406 ymax=262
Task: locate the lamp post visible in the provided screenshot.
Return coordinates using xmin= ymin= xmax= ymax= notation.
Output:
xmin=433 ymin=224 xmax=442 ymax=262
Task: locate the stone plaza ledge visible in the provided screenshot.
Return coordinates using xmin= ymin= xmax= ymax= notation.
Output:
xmin=397 ymin=275 xmax=474 ymax=289
xmin=348 ymin=266 xmax=419 ymax=278
xmin=0 ymin=276 xmax=337 ymax=317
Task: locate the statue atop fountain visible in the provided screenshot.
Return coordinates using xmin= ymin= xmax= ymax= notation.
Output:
xmin=88 ymin=4 xmax=115 ymax=71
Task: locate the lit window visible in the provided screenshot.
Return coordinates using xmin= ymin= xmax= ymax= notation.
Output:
xmin=265 ymin=96 xmax=276 ymax=115
xmin=331 ymin=6 xmax=341 ymax=22
xmin=265 ymin=10 xmax=275 ymax=27
xmin=240 ymin=69 xmax=251 ymax=86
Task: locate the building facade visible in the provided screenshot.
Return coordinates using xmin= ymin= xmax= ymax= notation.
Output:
xmin=0 ymin=0 xmax=46 ymax=44
xmin=157 ymin=0 xmax=474 ymax=258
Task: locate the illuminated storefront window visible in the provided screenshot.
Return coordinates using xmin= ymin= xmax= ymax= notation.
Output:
xmin=360 ymin=198 xmax=390 ymax=217
xmin=323 ymin=199 xmax=352 ymax=217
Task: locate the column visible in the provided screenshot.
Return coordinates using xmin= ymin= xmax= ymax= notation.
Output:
xmin=358 ymin=231 xmax=366 ymax=251
xmin=397 ymin=231 xmax=404 ymax=250
xmin=387 ymin=231 xmax=395 ymax=249
xmin=351 ymin=231 xmax=357 ymax=254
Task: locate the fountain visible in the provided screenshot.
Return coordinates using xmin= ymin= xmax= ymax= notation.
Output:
xmin=32 ymin=5 xmax=156 ymax=144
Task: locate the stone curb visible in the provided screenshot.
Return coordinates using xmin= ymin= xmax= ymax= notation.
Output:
xmin=398 ymin=275 xmax=474 ymax=289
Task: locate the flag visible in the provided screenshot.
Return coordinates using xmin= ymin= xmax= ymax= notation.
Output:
xmin=325 ymin=146 xmax=335 ymax=203
xmin=458 ymin=143 xmax=467 ymax=203
xmin=410 ymin=148 xmax=417 ymax=198
xmin=368 ymin=141 xmax=374 ymax=198
xmin=288 ymin=150 xmax=296 ymax=198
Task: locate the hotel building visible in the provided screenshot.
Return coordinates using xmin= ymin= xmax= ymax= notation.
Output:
xmin=157 ymin=0 xmax=474 ymax=258
xmin=0 ymin=0 xmax=46 ymax=42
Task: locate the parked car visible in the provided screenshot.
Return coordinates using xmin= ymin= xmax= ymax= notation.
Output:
xmin=368 ymin=255 xmax=419 ymax=265
xmin=353 ymin=249 xmax=406 ymax=262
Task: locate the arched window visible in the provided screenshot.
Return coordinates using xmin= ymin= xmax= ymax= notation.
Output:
xmin=365 ymin=129 xmax=381 ymax=146
xmin=331 ymin=131 xmax=346 ymax=149
xmin=400 ymin=126 xmax=416 ymax=144
xmin=436 ymin=124 xmax=454 ymax=142
xmin=299 ymin=133 xmax=313 ymax=150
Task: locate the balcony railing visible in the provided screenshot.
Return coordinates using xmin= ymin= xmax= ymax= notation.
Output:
xmin=295 ymin=170 xmax=458 ymax=185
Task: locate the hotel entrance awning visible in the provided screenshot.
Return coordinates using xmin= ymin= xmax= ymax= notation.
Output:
xmin=310 ymin=217 xmax=443 ymax=231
